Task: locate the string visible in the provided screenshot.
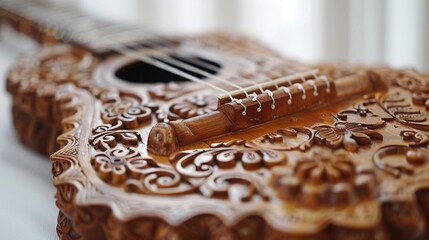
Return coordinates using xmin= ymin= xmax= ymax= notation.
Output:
xmin=114 ymin=45 xmax=235 ymax=101
xmin=125 ymin=43 xmax=252 ymax=97
xmin=10 ymin=0 xmax=310 ymax=93
xmin=6 ymin=0 xmax=328 ymax=107
xmin=4 ymin=1 xmax=241 ymax=100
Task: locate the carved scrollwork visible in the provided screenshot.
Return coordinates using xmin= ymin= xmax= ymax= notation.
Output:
xmin=101 ymin=94 xmax=152 ymax=129
xmin=56 ymin=211 xmax=82 ymax=240
xmin=337 ymin=102 xmax=386 ymax=128
xmin=7 ymin=45 xmax=98 ymax=92
xmin=272 ymin=149 xmax=376 ymax=207
xmin=247 ymin=127 xmax=314 ymax=151
xmin=373 ymin=145 xmax=429 ymax=178
xmin=168 ymin=148 xmax=286 ymax=202
xmin=381 ymin=91 xmax=429 ymax=130
xmin=127 ymin=167 xmax=197 ymax=195
xmin=313 ymin=122 xmax=383 ymax=152
xmin=89 ymin=123 xmax=142 ymax=151
xmin=400 ymin=129 xmax=429 ymax=147
xmin=173 ymin=148 xmax=287 ymax=179
xmin=205 ymin=172 xmax=270 ymax=202
xmin=91 ymin=147 xmax=159 ymax=185
xmin=14 ymin=38 xmax=429 ymax=239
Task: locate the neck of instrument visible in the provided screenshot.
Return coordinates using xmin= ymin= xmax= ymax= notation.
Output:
xmin=0 ymin=0 xmax=151 ymax=53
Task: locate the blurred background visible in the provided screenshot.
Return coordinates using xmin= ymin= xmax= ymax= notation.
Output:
xmin=0 ymin=0 xmax=428 ymax=239
xmin=73 ymin=0 xmax=429 ymax=71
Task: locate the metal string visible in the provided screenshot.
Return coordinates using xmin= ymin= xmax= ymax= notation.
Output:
xmin=4 ymin=0 xmax=328 ymax=107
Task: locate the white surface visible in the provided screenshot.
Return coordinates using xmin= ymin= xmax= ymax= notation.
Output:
xmin=0 ymin=36 xmax=58 ymax=239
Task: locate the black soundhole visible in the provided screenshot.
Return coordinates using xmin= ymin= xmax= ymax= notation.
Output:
xmin=116 ymin=55 xmax=222 ymax=84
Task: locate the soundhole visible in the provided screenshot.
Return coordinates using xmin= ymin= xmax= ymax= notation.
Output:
xmin=116 ymin=55 xmax=222 ymax=84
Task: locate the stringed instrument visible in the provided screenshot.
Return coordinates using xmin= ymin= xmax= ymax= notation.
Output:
xmin=3 ymin=1 xmax=429 ymax=239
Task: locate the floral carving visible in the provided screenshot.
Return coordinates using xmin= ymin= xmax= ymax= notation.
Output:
xmin=101 ymin=95 xmax=152 ymax=129
xmin=272 ymin=149 xmax=376 ymax=207
xmin=171 ymin=94 xmax=217 ymax=118
xmin=170 ymin=148 xmax=286 ymax=202
xmin=173 ymin=148 xmax=287 ymax=179
xmin=91 ymin=147 xmax=159 ymax=185
xmin=89 ymin=121 xmax=142 ymax=151
xmin=156 ymin=94 xmax=217 ymax=122
xmin=12 ymin=37 xmax=429 ymax=239
xmin=313 ymin=122 xmax=383 ymax=152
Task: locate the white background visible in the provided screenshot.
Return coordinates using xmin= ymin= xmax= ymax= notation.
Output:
xmin=0 ymin=32 xmax=58 ymax=239
xmin=79 ymin=0 xmax=429 ymax=71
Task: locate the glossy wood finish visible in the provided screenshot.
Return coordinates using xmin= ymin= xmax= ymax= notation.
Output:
xmin=3 ymin=2 xmax=429 ymax=240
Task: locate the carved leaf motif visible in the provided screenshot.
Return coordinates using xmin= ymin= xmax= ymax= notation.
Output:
xmin=272 ymin=149 xmax=376 ymax=207
xmin=313 ymin=122 xmax=383 ymax=152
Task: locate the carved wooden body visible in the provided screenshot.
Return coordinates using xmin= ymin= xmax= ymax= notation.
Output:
xmin=3 ymin=1 xmax=429 ymax=240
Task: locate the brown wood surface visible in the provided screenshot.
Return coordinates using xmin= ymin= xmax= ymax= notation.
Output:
xmin=3 ymin=3 xmax=429 ymax=240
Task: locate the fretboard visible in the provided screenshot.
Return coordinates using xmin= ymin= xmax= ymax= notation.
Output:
xmin=0 ymin=0 xmax=156 ymax=52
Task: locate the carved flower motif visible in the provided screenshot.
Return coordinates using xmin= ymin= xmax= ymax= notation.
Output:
xmin=272 ymin=149 xmax=376 ymax=207
xmin=91 ymin=147 xmax=158 ymax=185
xmin=169 ymin=94 xmax=217 ymax=119
xmin=102 ymin=98 xmax=152 ymax=129
xmin=313 ymin=122 xmax=383 ymax=152
xmin=294 ymin=150 xmax=355 ymax=184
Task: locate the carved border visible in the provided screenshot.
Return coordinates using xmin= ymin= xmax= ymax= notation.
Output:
xmin=7 ymin=43 xmax=429 ymax=239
